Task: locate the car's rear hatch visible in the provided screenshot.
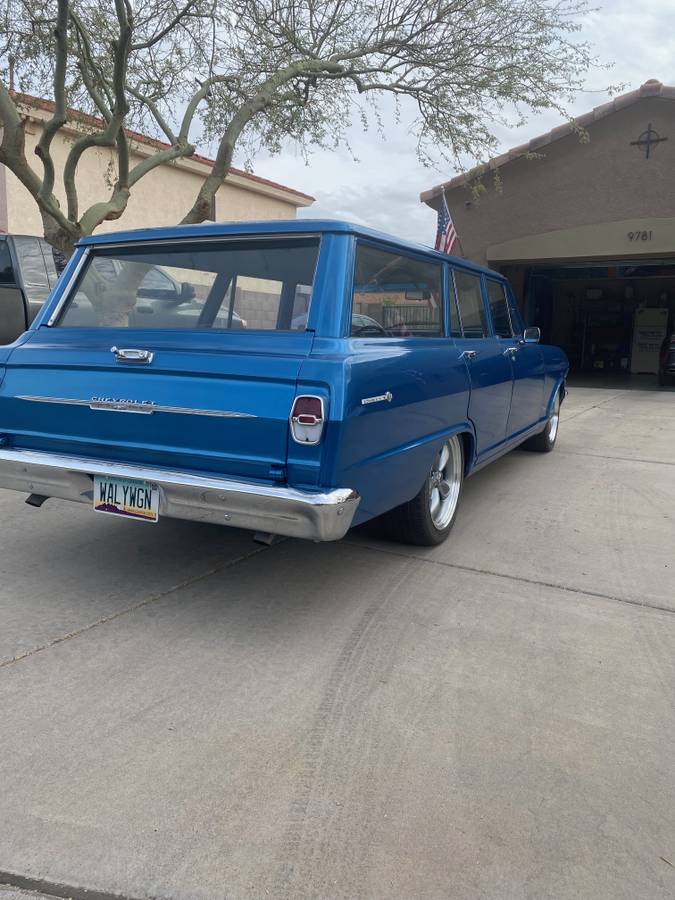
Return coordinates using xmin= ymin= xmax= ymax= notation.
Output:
xmin=0 ymin=236 xmax=320 ymax=482
xmin=0 ymin=328 xmax=313 ymax=481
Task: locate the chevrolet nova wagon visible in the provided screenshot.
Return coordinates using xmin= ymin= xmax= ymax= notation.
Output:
xmin=0 ymin=220 xmax=568 ymax=546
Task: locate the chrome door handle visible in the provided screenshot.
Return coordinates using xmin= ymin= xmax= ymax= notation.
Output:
xmin=503 ymin=346 xmax=519 ymax=357
xmin=460 ymin=350 xmax=477 ymax=361
xmin=111 ymin=347 xmax=154 ymax=364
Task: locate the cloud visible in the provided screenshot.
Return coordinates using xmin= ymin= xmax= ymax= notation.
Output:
xmin=240 ymin=2 xmax=675 ymax=245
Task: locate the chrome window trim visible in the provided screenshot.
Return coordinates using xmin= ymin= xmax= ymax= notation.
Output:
xmin=75 ymin=233 xmax=320 ymax=252
xmin=46 ymin=248 xmax=91 ymax=326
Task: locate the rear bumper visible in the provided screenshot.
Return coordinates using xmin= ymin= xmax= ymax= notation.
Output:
xmin=0 ymin=448 xmax=360 ymax=541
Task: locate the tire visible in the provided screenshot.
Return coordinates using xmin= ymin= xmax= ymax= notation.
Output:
xmin=523 ymin=392 xmax=560 ymax=453
xmin=380 ymin=434 xmax=464 ymax=546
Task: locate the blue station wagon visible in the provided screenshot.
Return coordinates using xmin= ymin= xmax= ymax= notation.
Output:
xmin=0 ymin=220 xmax=568 ymax=546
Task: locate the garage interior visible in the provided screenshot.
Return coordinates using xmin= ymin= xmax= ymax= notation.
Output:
xmin=500 ymin=259 xmax=675 ymax=388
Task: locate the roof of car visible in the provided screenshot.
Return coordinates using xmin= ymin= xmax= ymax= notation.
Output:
xmin=76 ymin=219 xmax=499 ymax=278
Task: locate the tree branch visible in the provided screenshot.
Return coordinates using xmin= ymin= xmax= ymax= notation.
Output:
xmin=129 ymin=0 xmax=201 ymax=50
xmin=126 ymin=84 xmax=177 ymax=144
xmin=35 ymin=0 xmax=69 ymax=201
xmin=181 ymin=59 xmax=344 ymax=224
xmin=0 ymin=82 xmax=76 ymax=238
xmin=64 ymin=0 xmax=133 ymax=223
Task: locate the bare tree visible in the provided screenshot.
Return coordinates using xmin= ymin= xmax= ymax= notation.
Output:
xmin=0 ymin=0 xmax=603 ymax=256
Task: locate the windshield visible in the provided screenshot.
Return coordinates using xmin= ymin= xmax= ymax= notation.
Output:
xmin=55 ymin=237 xmax=319 ymax=331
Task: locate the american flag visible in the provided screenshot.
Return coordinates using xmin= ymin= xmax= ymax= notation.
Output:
xmin=434 ymin=193 xmax=458 ymax=254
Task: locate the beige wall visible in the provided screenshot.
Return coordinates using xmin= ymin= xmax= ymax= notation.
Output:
xmin=2 ymin=111 xmax=310 ymax=237
xmin=432 ymin=97 xmax=675 ymax=267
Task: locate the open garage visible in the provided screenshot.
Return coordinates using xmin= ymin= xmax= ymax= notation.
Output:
xmin=507 ymin=258 xmax=675 ymax=384
xmin=422 ymin=78 xmax=675 ymax=388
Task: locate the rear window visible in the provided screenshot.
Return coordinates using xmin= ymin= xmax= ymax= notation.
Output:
xmin=0 ymin=240 xmax=14 ymax=285
xmin=13 ymin=236 xmax=51 ymax=304
xmin=352 ymin=244 xmax=443 ymax=337
xmin=55 ymin=238 xmax=319 ymax=331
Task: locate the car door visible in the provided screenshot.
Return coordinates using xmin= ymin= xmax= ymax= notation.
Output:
xmin=451 ymin=268 xmax=513 ymax=458
xmin=328 ymin=242 xmax=470 ymax=521
xmin=486 ymin=278 xmax=545 ymax=438
xmin=0 ymin=238 xmax=28 ymax=344
xmin=12 ymin=236 xmax=52 ymax=324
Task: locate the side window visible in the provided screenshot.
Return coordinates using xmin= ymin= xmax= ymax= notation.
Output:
xmin=486 ymin=279 xmax=514 ymax=338
xmin=506 ymin=286 xmax=524 ymax=335
xmin=0 ymin=240 xmax=15 ymax=285
xmin=140 ymin=267 xmax=175 ymax=293
xmin=13 ymin=236 xmax=50 ymax=304
xmin=453 ymin=269 xmax=488 ymax=338
xmin=352 ymin=244 xmax=443 ymax=337
xmin=39 ymin=239 xmax=63 ymax=287
xmin=447 ymin=266 xmax=462 ymax=337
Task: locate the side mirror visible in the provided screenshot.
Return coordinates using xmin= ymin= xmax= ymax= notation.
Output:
xmin=523 ymin=326 xmax=541 ymax=344
xmin=180 ymin=282 xmax=196 ymax=301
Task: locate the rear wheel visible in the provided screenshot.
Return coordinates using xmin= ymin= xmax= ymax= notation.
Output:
xmin=381 ymin=435 xmax=464 ymax=546
xmin=523 ymin=392 xmax=560 ymax=453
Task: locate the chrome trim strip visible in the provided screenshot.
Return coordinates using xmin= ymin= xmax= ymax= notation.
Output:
xmin=76 ymin=233 xmax=319 ymax=251
xmin=361 ymin=391 xmax=393 ymax=406
xmin=46 ymin=248 xmax=91 ymax=326
xmin=0 ymin=448 xmax=360 ymax=541
xmin=16 ymin=396 xmax=256 ymax=418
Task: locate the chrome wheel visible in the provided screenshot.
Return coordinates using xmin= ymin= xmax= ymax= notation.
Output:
xmin=548 ymin=397 xmax=560 ymax=442
xmin=428 ymin=436 xmax=462 ymax=529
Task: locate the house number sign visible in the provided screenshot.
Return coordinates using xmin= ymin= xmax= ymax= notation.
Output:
xmin=627 ymin=230 xmax=653 ymax=242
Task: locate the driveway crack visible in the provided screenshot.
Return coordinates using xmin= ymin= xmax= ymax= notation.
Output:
xmin=346 ymin=540 xmax=675 ymax=616
xmin=0 ymin=544 xmax=268 ymax=670
xmin=561 ymin=392 xmax=625 ymax=422
xmin=0 ymin=870 xmax=152 ymax=900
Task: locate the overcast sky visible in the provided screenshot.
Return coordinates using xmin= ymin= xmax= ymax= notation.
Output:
xmin=241 ymin=0 xmax=675 ymax=246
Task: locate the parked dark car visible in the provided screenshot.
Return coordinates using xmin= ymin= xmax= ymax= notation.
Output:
xmin=0 ymin=234 xmax=66 ymax=344
xmin=0 ymin=233 xmax=246 ymax=342
xmin=0 ymin=220 xmax=569 ymax=546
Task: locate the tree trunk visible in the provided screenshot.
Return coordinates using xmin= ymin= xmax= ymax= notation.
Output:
xmin=41 ymin=211 xmax=82 ymax=260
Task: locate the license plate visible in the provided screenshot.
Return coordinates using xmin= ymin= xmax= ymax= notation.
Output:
xmin=93 ymin=475 xmax=159 ymax=523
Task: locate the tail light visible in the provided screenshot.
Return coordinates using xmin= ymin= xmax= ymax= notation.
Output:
xmin=290 ymin=395 xmax=325 ymax=445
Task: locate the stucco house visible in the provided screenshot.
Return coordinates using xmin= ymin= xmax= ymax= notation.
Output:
xmin=421 ymin=79 xmax=675 ymax=379
xmin=0 ymin=94 xmax=314 ymax=236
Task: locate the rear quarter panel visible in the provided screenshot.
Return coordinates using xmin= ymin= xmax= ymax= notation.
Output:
xmin=542 ymin=344 xmax=570 ymax=411
xmin=294 ymin=336 xmax=472 ymax=525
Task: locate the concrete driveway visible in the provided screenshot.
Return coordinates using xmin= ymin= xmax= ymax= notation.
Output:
xmin=0 ymin=386 xmax=674 ymax=900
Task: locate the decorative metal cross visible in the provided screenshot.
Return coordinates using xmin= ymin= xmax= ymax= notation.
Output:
xmin=631 ymin=123 xmax=668 ymax=158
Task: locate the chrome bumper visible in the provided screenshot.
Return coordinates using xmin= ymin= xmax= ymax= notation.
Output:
xmin=0 ymin=448 xmax=360 ymax=541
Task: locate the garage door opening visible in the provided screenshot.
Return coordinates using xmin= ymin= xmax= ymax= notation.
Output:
xmin=517 ymin=259 xmax=675 ymax=389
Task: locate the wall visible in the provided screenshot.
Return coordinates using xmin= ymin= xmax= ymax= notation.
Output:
xmin=3 ymin=117 xmax=305 ymax=237
xmin=438 ymin=97 xmax=675 ymax=266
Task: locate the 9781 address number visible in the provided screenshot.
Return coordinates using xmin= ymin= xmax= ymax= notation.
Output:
xmin=627 ymin=230 xmax=653 ymax=241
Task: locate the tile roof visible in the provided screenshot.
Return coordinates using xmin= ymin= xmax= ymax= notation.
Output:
xmin=10 ymin=92 xmax=315 ymax=203
xmin=420 ymin=79 xmax=675 ymax=204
